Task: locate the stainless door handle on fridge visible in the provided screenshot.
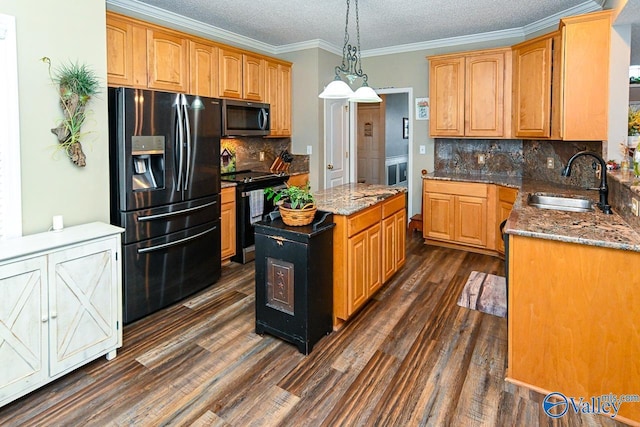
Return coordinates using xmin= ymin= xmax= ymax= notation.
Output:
xmin=175 ymin=94 xmax=185 ymax=191
xmin=137 ymin=225 xmax=217 ymax=254
xmin=137 ymin=200 xmax=218 ymax=221
xmin=182 ymin=94 xmax=192 ymax=190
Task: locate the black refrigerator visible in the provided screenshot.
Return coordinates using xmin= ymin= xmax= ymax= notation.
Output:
xmin=108 ymin=87 xmax=222 ymax=324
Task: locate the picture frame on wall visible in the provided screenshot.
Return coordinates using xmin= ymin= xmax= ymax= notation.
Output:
xmin=403 ymin=117 xmax=409 ymax=139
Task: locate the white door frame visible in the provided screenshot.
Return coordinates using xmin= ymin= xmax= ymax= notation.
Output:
xmin=349 ymin=87 xmax=414 ymax=218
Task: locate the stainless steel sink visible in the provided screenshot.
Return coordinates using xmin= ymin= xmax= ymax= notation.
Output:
xmin=527 ymin=193 xmax=594 ymax=213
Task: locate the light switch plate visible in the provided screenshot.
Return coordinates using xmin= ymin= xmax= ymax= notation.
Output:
xmin=259 ymin=151 xmax=265 ymax=161
xmin=633 ymin=198 xmax=639 ymax=216
xmin=478 ymin=154 xmax=485 ymax=165
xmin=306 ymin=145 xmax=312 ymax=155
xmin=419 ymin=145 xmax=426 ymax=154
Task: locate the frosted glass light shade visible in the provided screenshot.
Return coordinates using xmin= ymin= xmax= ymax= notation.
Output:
xmin=349 ymin=85 xmax=382 ymax=103
xmin=319 ymin=80 xmax=354 ymax=99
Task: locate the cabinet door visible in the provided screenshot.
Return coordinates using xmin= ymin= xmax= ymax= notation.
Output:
xmin=266 ymin=61 xmax=292 ymax=137
xmin=424 ymin=192 xmax=454 ymax=241
xmin=48 ymin=238 xmax=120 ymax=377
xmin=560 ymin=11 xmax=611 ymax=141
xmin=367 ymin=223 xmax=382 ymax=296
xmin=394 ymin=209 xmax=406 ymax=269
xmin=243 ymin=54 xmax=265 ymax=101
xmin=106 ymin=14 xmax=147 ymax=88
xmin=347 ymin=230 xmax=368 ymax=316
xmin=221 ymin=188 xmax=236 ymax=262
xmin=465 ymin=51 xmax=507 ymax=137
xmin=219 ymin=48 xmax=243 ymax=99
xmin=0 ymin=257 xmax=48 ymax=403
xmin=189 ymin=41 xmax=218 ymax=97
xmin=512 ymin=35 xmax=554 ymax=138
xmin=455 ymin=195 xmax=487 ymax=247
xmin=429 ymin=56 xmax=465 ymax=136
xmin=147 ymin=29 xmax=189 ymax=92
xmin=496 ymin=187 xmax=517 ymax=254
xmin=382 ymin=215 xmax=396 ymax=283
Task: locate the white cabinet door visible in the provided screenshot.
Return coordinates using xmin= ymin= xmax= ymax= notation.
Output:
xmin=0 ymin=257 xmax=48 ymax=402
xmin=48 ymin=238 xmax=119 ymax=376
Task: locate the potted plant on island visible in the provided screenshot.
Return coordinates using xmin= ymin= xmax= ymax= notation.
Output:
xmin=264 ymin=182 xmax=316 ymax=226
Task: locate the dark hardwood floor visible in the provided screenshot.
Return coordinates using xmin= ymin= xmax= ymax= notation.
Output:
xmin=0 ymin=233 xmax=625 ymax=426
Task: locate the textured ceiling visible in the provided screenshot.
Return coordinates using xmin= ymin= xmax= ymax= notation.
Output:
xmin=108 ymin=0 xmax=640 ymax=63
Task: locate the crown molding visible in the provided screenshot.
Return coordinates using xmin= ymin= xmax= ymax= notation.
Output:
xmin=106 ymin=0 xmax=603 ymax=58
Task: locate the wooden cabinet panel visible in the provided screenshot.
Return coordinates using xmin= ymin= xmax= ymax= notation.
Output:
xmin=48 ymin=239 xmax=119 ymax=376
xmin=147 ymin=29 xmax=189 ymax=93
xmin=429 ymin=56 xmax=465 ymax=136
xmin=382 ymin=215 xmax=396 ymax=282
xmin=189 ymin=41 xmax=218 ymax=97
xmin=560 ymin=11 xmax=611 ymax=141
xmin=242 ymin=53 xmax=265 ymax=101
xmin=221 ymin=187 xmax=236 ymax=263
xmin=512 ymin=34 xmax=556 ymax=138
xmin=454 ymin=195 xmax=487 ymax=247
xmin=424 ymin=193 xmax=454 ymax=241
xmin=465 ymin=51 xmax=510 ymax=137
xmin=347 ymin=230 xmax=368 ymax=315
xmin=428 ymin=48 xmax=510 ymax=138
xmin=106 ymin=14 xmax=147 ymax=88
xmin=266 ymin=61 xmax=292 ymax=137
xmin=367 ymin=224 xmax=382 ymax=295
xmin=219 ymin=48 xmax=243 ymax=99
xmin=0 ymin=257 xmax=48 ymax=403
xmin=496 ymin=186 xmax=517 ymax=254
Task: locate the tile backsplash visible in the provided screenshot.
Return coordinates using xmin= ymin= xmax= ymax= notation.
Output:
xmin=434 ymin=139 xmax=605 ymax=188
xmin=220 ymin=137 xmax=309 ymax=174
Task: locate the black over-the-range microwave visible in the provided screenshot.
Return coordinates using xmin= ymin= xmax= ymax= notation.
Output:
xmin=222 ymin=99 xmax=270 ymax=137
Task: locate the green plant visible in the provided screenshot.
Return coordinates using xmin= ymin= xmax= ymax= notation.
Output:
xmin=265 ymin=183 xmax=314 ymax=209
xmin=42 ymin=57 xmax=100 ymax=167
xmin=630 ymin=106 xmax=640 ymax=136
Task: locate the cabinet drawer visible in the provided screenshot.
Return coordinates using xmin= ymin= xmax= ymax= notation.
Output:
xmin=347 ymin=206 xmax=381 ymax=237
xmin=221 ymin=187 xmax=235 ymax=204
xmin=382 ymin=194 xmax=405 ymax=218
xmin=498 ymin=186 xmax=518 ymax=203
xmin=424 ymin=180 xmax=487 ymax=198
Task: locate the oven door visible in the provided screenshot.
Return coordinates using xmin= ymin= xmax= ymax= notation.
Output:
xmin=233 ymin=183 xmax=286 ymax=264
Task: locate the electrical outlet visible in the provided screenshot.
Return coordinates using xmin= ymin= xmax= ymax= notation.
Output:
xmin=546 ymin=157 xmax=554 ymax=169
xmin=632 ymin=198 xmax=639 ymax=216
xmin=419 ymin=145 xmax=426 ymax=154
xmin=478 ymin=154 xmax=485 ymax=165
xmin=259 ymin=151 xmax=265 ymax=161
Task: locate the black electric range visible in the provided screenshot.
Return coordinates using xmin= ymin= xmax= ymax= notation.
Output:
xmin=221 ymin=170 xmax=289 ymax=263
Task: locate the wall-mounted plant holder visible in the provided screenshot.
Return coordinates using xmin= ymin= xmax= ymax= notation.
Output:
xmin=42 ymin=57 xmax=100 ymax=167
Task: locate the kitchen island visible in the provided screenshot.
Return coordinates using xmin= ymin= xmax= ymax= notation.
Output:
xmin=314 ymin=183 xmax=407 ymax=328
xmin=425 ymin=172 xmax=640 ymax=424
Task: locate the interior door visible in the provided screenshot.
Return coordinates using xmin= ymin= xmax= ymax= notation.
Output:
xmin=356 ymin=100 xmax=385 ymax=184
xmin=324 ymin=99 xmax=349 ymax=189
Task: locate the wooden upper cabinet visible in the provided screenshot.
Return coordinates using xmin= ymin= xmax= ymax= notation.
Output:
xmin=512 ymin=33 xmax=557 ymax=139
xmin=560 ymin=10 xmax=611 ymax=141
xmin=266 ymin=60 xmax=292 ymax=137
xmin=243 ymin=53 xmax=265 ymax=101
xmin=189 ymin=41 xmax=219 ymax=98
xmin=465 ymin=50 xmax=511 ymax=138
xmin=429 ymin=56 xmax=465 ymax=137
xmin=106 ymin=13 xmax=147 ymax=88
xmin=428 ymin=48 xmax=511 ymax=138
xmin=218 ymin=47 xmax=243 ymax=99
xmin=147 ymin=29 xmax=189 ymax=93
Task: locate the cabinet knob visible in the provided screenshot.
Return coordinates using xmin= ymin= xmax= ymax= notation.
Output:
xmin=41 ymin=316 xmax=48 ymax=323
xmin=50 ymin=312 xmax=57 ymax=319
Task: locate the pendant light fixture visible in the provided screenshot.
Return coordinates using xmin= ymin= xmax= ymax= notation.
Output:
xmin=319 ymin=0 xmax=382 ymax=103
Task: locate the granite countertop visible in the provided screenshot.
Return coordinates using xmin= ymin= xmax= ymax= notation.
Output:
xmin=423 ymin=172 xmax=640 ymax=252
xmin=221 ymin=181 xmax=237 ymax=189
xmin=314 ymin=183 xmax=407 ymax=216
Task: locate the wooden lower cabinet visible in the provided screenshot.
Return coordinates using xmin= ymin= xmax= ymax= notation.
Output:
xmin=508 ymin=235 xmax=640 ymax=424
xmin=423 ymin=179 xmax=517 ymax=256
xmin=221 ymin=187 xmax=236 ymax=263
xmin=0 ymin=223 xmax=123 ymax=408
xmin=333 ymin=193 xmax=406 ymax=326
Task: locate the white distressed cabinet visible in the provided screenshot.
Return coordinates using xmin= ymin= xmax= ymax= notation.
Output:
xmin=0 ymin=222 xmax=123 ymax=407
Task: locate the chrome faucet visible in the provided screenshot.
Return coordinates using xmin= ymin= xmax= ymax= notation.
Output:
xmin=561 ymin=150 xmax=612 ymax=214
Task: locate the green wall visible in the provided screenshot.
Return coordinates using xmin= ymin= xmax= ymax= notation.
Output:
xmin=0 ymin=0 xmax=109 ymax=235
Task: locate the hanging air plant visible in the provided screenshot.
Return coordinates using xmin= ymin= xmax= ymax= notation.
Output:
xmin=42 ymin=57 xmax=100 ymax=167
